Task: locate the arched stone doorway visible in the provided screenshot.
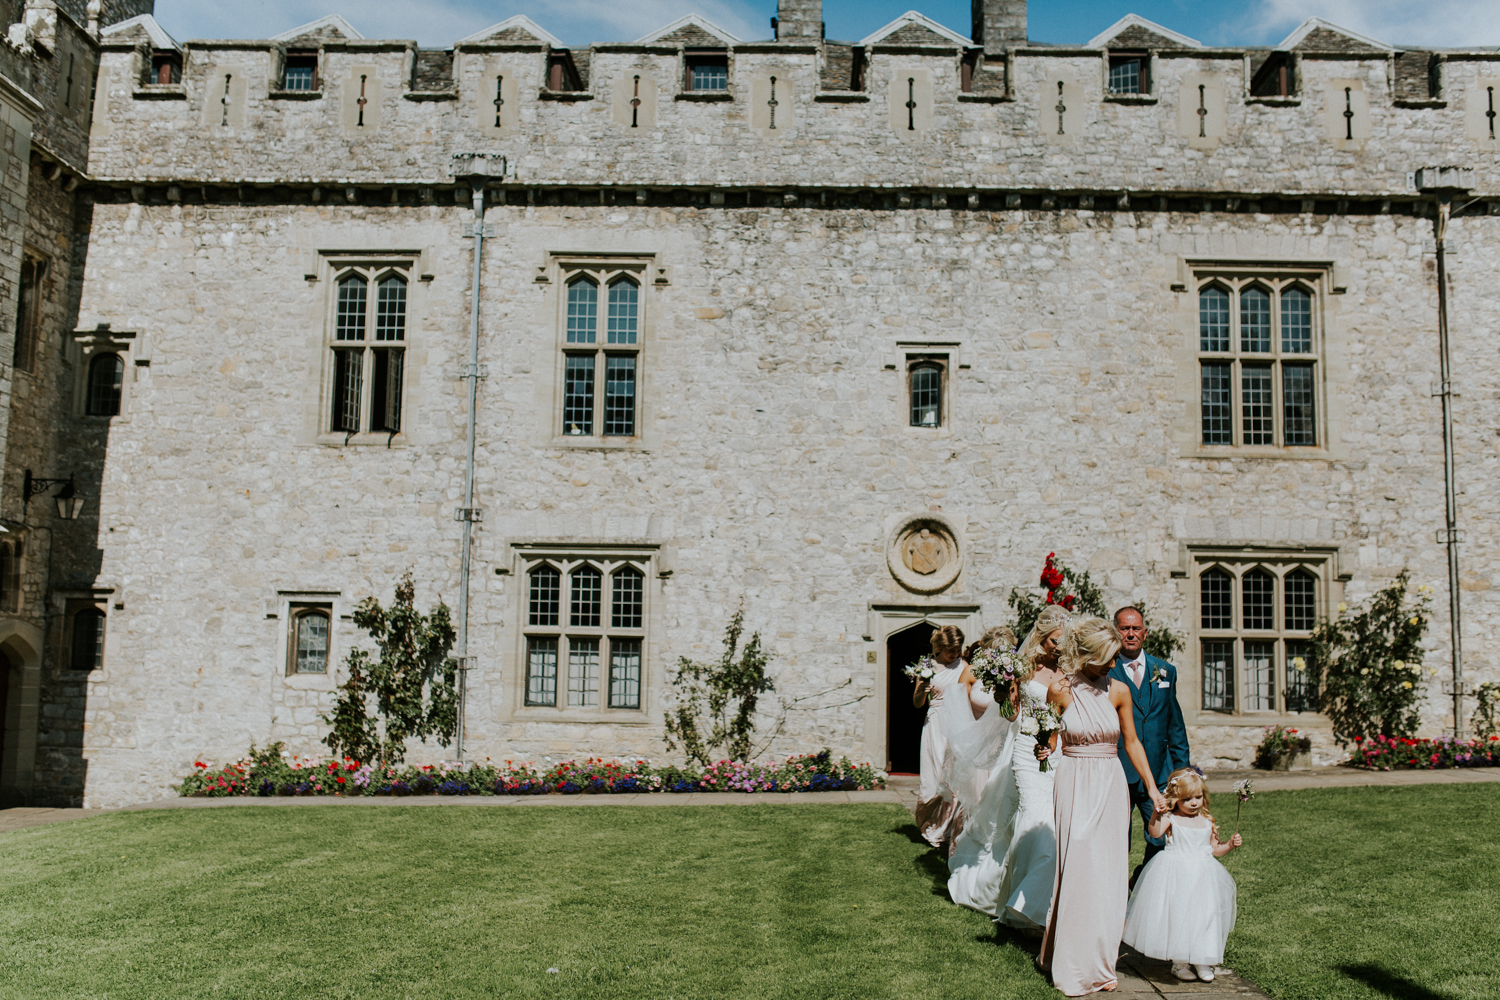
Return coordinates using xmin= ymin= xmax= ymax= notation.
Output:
xmin=885 ymin=620 xmax=936 ymax=774
xmin=0 ymin=648 xmax=10 ymax=793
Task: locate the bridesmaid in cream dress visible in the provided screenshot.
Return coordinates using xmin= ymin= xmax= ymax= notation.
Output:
xmin=913 ymin=624 xmax=967 ymax=849
xmin=1036 ymin=618 xmax=1166 ymax=996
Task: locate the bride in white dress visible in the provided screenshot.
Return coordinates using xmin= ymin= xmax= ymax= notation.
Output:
xmin=946 ymin=606 xmax=1072 ymax=928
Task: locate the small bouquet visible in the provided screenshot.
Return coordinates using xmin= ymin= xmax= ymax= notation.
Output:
xmin=1019 ymin=701 xmax=1066 ymax=772
xmin=969 ymin=647 xmax=1030 ymax=719
xmin=1233 ymin=778 xmax=1254 ymax=834
xmin=903 ymin=655 xmax=940 ymax=684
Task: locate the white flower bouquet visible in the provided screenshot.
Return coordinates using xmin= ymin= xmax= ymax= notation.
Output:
xmin=1020 ymin=700 xmax=1065 ymax=772
xmin=903 ymin=655 xmax=940 ymax=684
xmin=969 ymin=647 xmax=1030 ymax=719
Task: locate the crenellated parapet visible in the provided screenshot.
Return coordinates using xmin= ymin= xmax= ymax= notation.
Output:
xmin=82 ymin=10 xmax=1500 ymax=198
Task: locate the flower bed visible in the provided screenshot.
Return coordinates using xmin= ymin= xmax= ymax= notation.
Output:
xmin=178 ymin=746 xmax=887 ymax=798
xmin=1253 ymin=725 xmax=1313 ymax=770
xmin=1349 ymin=734 xmax=1500 ymax=771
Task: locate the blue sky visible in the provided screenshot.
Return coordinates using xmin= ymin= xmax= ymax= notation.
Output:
xmin=151 ymin=0 xmax=1499 ymax=49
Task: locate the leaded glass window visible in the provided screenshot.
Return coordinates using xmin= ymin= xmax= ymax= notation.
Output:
xmin=1108 ymin=57 xmax=1142 ymax=94
xmin=1196 ymin=559 xmax=1324 ymax=717
xmin=1196 ymin=274 xmax=1323 ymax=448
xmin=567 ymin=638 xmax=600 ymax=707
xmin=1200 ymin=362 xmax=1232 ymax=445
xmin=609 ymin=639 xmax=642 ymax=709
xmin=607 ymin=279 xmax=638 ymax=344
xmin=526 ymin=637 xmax=558 ymax=706
xmin=86 ymin=353 xmax=124 ymax=417
xmin=1201 ymin=640 xmax=1234 ymax=712
xmin=327 ymin=265 xmax=410 ymax=436
xmin=557 ymin=265 xmax=645 ymax=439
xmin=688 ymin=56 xmax=728 ymax=91
xmin=910 ymin=363 xmax=943 ymax=427
xmin=1201 ymin=569 xmax=1233 ymax=630
xmin=521 ymin=556 xmax=650 ymax=715
xmin=611 ymin=567 xmax=643 ymax=629
xmin=1241 ymin=364 xmax=1274 ymax=446
xmin=1240 ymin=287 xmax=1271 ymax=352
xmin=570 ymin=565 xmax=602 ymax=628
xmin=528 ymin=565 xmax=560 ymax=626
xmin=1199 ymin=286 xmax=1230 ymax=352
xmin=70 ymin=606 xmax=105 ymax=672
xmin=293 ymin=609 xmax=330 ymax=674
xmin=1243 ymin=569 xmax=1275 ymax=630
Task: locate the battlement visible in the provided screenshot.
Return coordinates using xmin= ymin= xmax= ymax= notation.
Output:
xmin=83 ymin=9 xmax=1500 ymax=199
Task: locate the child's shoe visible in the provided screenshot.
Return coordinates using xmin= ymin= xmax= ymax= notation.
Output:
xmin=1171 ymin=964 xmax=1196 ymax=981
xmin=1194 ymin=965 xmax=1216 ymax=982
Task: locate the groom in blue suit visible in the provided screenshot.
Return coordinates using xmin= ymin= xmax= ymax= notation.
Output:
xmin=1110 ymin=606 xmax=1191 ymax=885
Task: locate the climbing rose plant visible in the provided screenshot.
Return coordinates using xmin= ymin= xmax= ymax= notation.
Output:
xmin=663 ymin=607 xmax=774 ymax=767
xmin=1007 ymin=552 xmax=1183 ymax=660
xmin=321 ymin=572 xmax=459 ymax=766
xmin=1308 ymin=571 xmax=1433 ymax=747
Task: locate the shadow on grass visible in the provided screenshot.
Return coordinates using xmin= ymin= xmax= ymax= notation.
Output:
xmin=1338 ymin=964 xmax=1453 ymax=1000
xmin=893 ymin=821 xmax=952 ymax=900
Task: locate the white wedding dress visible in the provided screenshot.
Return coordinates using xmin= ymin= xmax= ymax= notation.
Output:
xmin=947 ymin=678 xmax=1057 ymax=928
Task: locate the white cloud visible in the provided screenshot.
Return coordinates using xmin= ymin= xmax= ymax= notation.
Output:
xmin=1249 ymin=0 xmax=1500 ymax=48
xmin=153 ymin=0 xmax=767 ymax=47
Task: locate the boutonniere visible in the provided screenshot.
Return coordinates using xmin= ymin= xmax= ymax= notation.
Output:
xmin=1150 ymin=665 xmax=1169 ymax=684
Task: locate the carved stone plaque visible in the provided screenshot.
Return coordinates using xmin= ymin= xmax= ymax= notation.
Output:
xmin=888 ymin=513 xmax=962 ymax=594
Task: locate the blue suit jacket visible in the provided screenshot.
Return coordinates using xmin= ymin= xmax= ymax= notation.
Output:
xmin=1110 ymin=653 xmax=1191 ymax=789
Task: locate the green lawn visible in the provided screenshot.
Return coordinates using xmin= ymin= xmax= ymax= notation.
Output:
xmin=0 ymin=786 xmax=1495 ymax=1000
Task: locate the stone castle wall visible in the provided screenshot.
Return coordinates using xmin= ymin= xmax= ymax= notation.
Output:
xmin=66 ymin=194 xmax=1500 ymax=807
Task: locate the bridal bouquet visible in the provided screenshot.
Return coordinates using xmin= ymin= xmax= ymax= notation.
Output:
xmin=1020 ymin=701 xmax=1066 ymax=772
xmin=969 ymin=647 xmax=1029 ymax=719
xmin=903 ymin=655 xmax=940 ymax=683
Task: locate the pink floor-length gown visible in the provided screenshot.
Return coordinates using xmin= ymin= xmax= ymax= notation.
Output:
xmin=1040 ymin=673 xmax=1130 ymax=996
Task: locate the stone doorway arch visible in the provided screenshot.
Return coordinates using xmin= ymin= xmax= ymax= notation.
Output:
xmin=885 ymin=620 xmax=935 ymax=774
xmin=0 ymin=624 xmax=42 ymax=807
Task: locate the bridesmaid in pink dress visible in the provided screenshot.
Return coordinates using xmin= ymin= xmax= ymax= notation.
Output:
xmin=1035 ymin=618 xmax=1166 ymax=996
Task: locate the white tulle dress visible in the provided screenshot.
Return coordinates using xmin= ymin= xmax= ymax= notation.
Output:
xmin=1122 ymin=818 xmax=1238 ymax=966
xmin=946 ymin=678 xmax=1056 ymax=927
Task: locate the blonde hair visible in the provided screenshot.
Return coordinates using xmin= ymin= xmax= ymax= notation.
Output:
xmin=1162 ymin=768 xmax=1215 ymax=829
xmin=965 ymin=625 xmax=1017 ymax=663
xmin=930 ymin=624 xmax=965 ymax=657
xmin=1018 ymin=605 xmax=1073 ymax=671
xmin=1059 ymin=617 xmax=1123 ymax=674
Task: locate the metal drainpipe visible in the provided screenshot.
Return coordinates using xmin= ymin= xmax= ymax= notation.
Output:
xmin=455 ymin=179 xmax=486 ymax=760
xmin=1432 ymin=193 xmax=1467 ymax=738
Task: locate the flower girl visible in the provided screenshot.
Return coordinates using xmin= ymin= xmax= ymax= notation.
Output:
xmin=1122 ymin=768 xmax=1241 ymax=983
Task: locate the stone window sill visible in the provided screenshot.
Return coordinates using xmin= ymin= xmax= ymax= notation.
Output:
xmin=549 ymin=436 xmax=647 ymax=452
xmin=404 ymin=89 xmax=457 ymax=102
xmin=511 ymin=708 xmax=652 ymax=724
xmin=1246 ymin=96 xmax=1301 ymax=107
xmin=283 ymin=672 xmax=335 ymax=690
xmin=1395 ymin=98 xmax=1446 ymax=109
xmin=957 ymin=92 xmax=1008 ymax=103
xmin=1192 ymin=446 xmax=1331 ymax=461
xmin=268 ymin=89 xmax=323 ymax=100
xmin=539 ymin=89 xmax=594 ymax=101
xmin=1188 ymin=712 xmax=1328 ymax=727
xmin=675 ymin=91 xmax=732 ymax=102
xmin=815 ymin=91 xmax=870 ymax=103
xmin=132 ymin=85 xmax=186 ymax=100
xmin=316 ymin=431 xmax=408 ymax=448
xmin=1104 ymin=92 xmax=1157 ymax=105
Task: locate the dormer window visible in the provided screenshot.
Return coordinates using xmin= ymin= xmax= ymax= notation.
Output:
xmin=685 ymin=51 xmax=728 ymax=92
xmin=1251 ymin=52 xmax=1295 ymax=98
xmin=1107 ymin=52 xmax=1148 ymax=94
xmin=546 ymin=51 xmax=581 ymax=92
xmin=151 ymin=51 xmax=181 ymax=85
xmin=282 ymin=51 xmax=319 ymax=91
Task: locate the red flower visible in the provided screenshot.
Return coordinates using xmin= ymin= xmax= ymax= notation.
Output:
xmin=336 ymin=776 xmax=346 ymax=784
xmin=195 ymin=761 xmax=206 ymax=768
xmin=1061 ymin=595 xmax=1077 ymax=611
